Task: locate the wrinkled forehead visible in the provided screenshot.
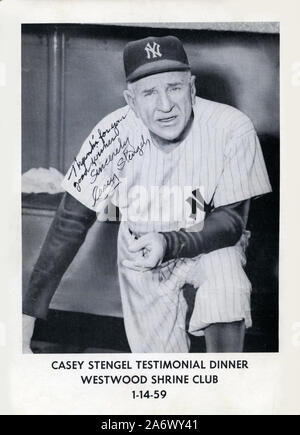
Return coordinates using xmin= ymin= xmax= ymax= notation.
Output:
xmin=132 ymin=70 xmax=191 ymax=92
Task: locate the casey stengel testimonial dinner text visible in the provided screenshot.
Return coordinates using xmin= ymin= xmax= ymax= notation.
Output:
xmin=50 ymin=358 xmax=249 ymax=398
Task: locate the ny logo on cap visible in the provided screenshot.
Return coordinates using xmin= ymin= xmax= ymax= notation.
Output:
xmin=145 ymin=41 xmax=162 ymax=59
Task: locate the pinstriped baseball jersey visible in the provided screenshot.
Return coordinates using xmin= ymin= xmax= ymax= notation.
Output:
xmin=62 ymin=96 xmax=272 ymax=352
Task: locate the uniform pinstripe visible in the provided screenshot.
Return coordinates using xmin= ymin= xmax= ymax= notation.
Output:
xmin=62 ymin=96 xmax=272 ymax=352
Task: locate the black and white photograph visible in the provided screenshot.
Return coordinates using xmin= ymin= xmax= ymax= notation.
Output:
xmin=21 ymin=22 xmax=279 ymax=354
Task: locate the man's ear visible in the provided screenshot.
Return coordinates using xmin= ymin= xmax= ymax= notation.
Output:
xmin=123 ymin=88 xmax=139 ymax=117
xmin=190 ymin=75 xmax=196 ymax=105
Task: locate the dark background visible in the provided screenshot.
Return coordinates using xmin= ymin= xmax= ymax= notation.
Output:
xmin=22 ymin=24 xmax=279 ymax=352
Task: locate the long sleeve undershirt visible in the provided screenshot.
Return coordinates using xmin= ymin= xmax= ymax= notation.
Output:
xmin=160 ymin=199 xmax=250 ymax=262
xmin=23 ymin=192 xmax=96 ymax=319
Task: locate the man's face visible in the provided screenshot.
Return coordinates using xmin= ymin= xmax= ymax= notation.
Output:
xmin=124 ymin=71 xmax=196 ymax=143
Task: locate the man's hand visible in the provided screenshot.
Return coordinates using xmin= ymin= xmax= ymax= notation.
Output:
xmin=122 ymin=232 xmax=167 ymax=272
xmin=22 ymin=314 xmax=35 ymax=354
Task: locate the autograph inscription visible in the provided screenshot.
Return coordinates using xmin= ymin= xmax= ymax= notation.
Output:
xmin=91 ymin=135 xmax=150 ymax=206
xmin=92 ymin=174 xmax=121 ymax=207
xmin=67 ymin=112 xmax=128 ymax=192
xmin=66 ymin=111 xmax=150 ymax=207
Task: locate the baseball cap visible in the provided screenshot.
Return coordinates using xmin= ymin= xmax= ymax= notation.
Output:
xmin=123 ymin=35 xmax=191 ymax=82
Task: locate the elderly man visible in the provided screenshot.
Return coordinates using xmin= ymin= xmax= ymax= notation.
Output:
xmin=23 ymin=35 xmax=272 ymax=353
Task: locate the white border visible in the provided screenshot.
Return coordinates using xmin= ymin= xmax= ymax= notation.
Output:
xmin=0 ymin=0 xmax=299 ymax=415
